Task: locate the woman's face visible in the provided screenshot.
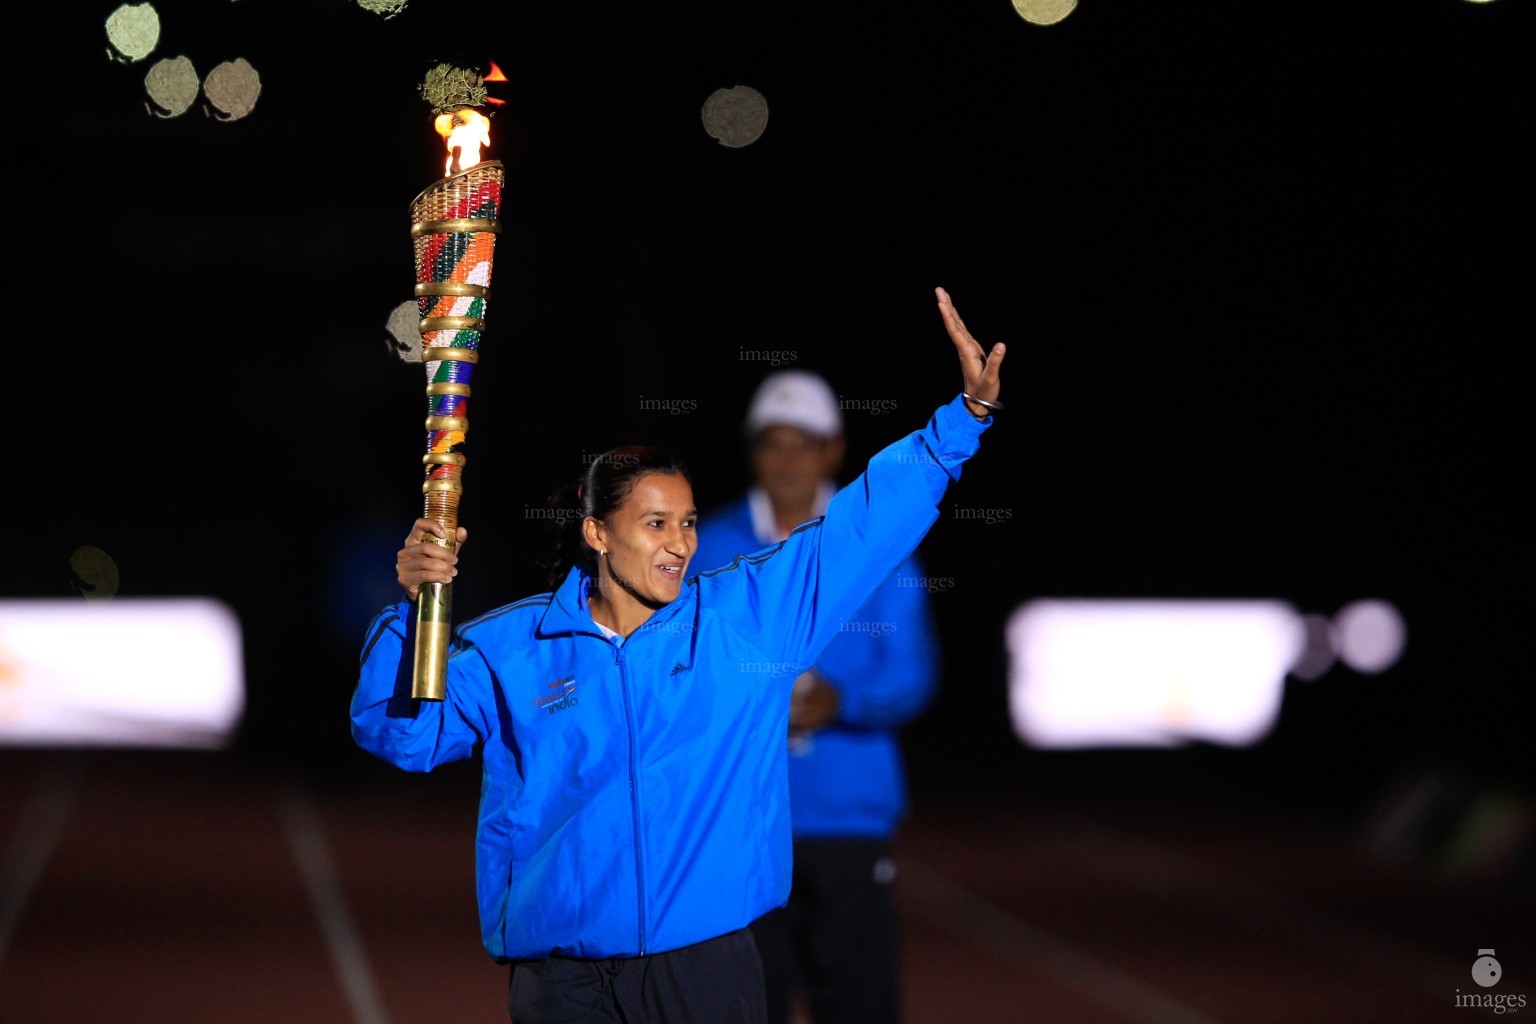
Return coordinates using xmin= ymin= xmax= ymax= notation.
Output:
xmin=589 ymin=472 xmax=698 ymax=610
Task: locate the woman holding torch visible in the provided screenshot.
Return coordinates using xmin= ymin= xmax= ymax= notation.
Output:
xmin=351 ymin=287 xmax=1005 ymax=1023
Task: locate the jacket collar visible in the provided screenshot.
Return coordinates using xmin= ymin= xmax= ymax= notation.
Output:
xmin=537 ymin=566 xmax=698 ymax=659
xmin=535 ymin=567 xmax=597 ymax=639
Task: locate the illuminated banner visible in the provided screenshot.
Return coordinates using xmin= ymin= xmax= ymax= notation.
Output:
xmin=0 ymin=599 xmax=244 ymax=748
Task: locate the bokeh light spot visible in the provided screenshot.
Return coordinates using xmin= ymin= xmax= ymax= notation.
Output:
xmin=1289 ymin=612 xmax=1338 ymax=682
xmin=203 ymin=58 xmax=261 ymax=121
xmin=702 ymin=86 xmax=769 ymax=148
xmin=1012 ymin=0 xmax=1077 ymax=26
xmin=105 ymin=3 xmax=160 ymax=63
xmin=145 ymin=56 xmax=199 ymax=118
xmin=1333 ymin=599 xmax=1406 ymax=674
xmin=68 ymin=547 xmax=120 ymax=601
xmin=357 ymin=0 xmax=411 ymax=16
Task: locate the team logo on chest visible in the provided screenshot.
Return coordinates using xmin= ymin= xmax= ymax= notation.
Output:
xmin=534 ymin=676 xmax=579 ymax=714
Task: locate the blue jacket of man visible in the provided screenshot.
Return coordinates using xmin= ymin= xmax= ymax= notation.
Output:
xmin=692 ymin=488 xmax=939 ymax=840
xmin=351 ymin=397 xmax=987 ymax=962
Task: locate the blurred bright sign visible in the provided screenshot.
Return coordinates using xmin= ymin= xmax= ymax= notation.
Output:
xmin=1006 ymin=599 xmax=1304 ymax=748
xmin=0 ymin=598 xmax=244 ymax=748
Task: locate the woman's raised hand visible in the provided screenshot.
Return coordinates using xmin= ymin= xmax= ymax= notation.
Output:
xmin=936 ymin=287 xmax=1005 ymax=419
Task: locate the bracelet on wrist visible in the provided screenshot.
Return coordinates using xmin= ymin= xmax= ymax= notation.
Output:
xmin=962 ymin=392 xmax=1003 ymax=414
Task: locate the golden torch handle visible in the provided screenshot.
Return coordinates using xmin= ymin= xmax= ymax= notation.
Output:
xmin=413 ymin=472 xmax=462 ymax=700
xmin=413 ymin=428 xmax=469 ymax=701
xmin=413 ymin=536 xmax=455 ymax=701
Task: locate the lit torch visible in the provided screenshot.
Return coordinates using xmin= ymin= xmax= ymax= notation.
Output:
xmin=409 ymin=64 xmax=505 ymax=700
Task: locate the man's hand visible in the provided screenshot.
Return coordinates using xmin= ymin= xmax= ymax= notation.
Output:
xmin=789 ymin=669 xmax=841 ymax=733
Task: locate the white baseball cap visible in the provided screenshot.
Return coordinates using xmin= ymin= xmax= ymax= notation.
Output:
xmin=744 ymin=370 xmax=843 ymax=439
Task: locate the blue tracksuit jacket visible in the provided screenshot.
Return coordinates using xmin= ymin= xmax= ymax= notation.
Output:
xmin=692 ymin=495 xmax=938 ymax=840
xmin=350 ymin=396 xmax=988 ymax=962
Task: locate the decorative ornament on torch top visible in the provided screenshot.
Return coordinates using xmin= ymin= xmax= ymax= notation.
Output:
xmin=408 ymin=75 xmax=504 ymax=701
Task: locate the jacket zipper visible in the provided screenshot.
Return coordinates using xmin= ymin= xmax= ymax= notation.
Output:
xmin=615 ymin=641 xmax=648 ymax=954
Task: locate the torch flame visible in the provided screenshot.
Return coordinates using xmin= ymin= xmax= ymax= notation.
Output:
xmin=482 ymin=62 xmax=507 ymax=106
xmin=434 ymin=108 xmax=492 ymax=176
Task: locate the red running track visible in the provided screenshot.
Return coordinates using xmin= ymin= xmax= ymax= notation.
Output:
xmin=0 ymin=748 xmax=1527 ymax=1023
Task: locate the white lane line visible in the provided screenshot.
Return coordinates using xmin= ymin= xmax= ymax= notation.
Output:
xmin=0 ymin=752 xmax=86 ymax=967
xmin=276 ymin=779 xmax=392 ymax=1024
xmin=899 ymin=857 xmax=1227 ymax=1024
xmin=1045 ymin=819 xmax=1462 ymax=998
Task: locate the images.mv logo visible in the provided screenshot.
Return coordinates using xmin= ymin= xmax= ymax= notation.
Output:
xmin=1456 ymin=949 xmax=1526 ymax=1015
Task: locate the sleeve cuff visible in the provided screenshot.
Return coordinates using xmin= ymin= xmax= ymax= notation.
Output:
xmin=941 ymin=393 xmax=993 ymax=433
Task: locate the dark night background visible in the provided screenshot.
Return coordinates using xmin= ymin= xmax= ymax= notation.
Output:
xmin=7 ymin=0 xmax=1528 ymax=829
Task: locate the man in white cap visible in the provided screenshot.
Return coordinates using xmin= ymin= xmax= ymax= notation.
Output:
xmin=693 ymin=369 xmax=940 ymax=1024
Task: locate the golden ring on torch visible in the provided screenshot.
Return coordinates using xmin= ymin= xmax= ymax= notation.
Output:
xmin=409 ymin=104 xmax=503 ymax=700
